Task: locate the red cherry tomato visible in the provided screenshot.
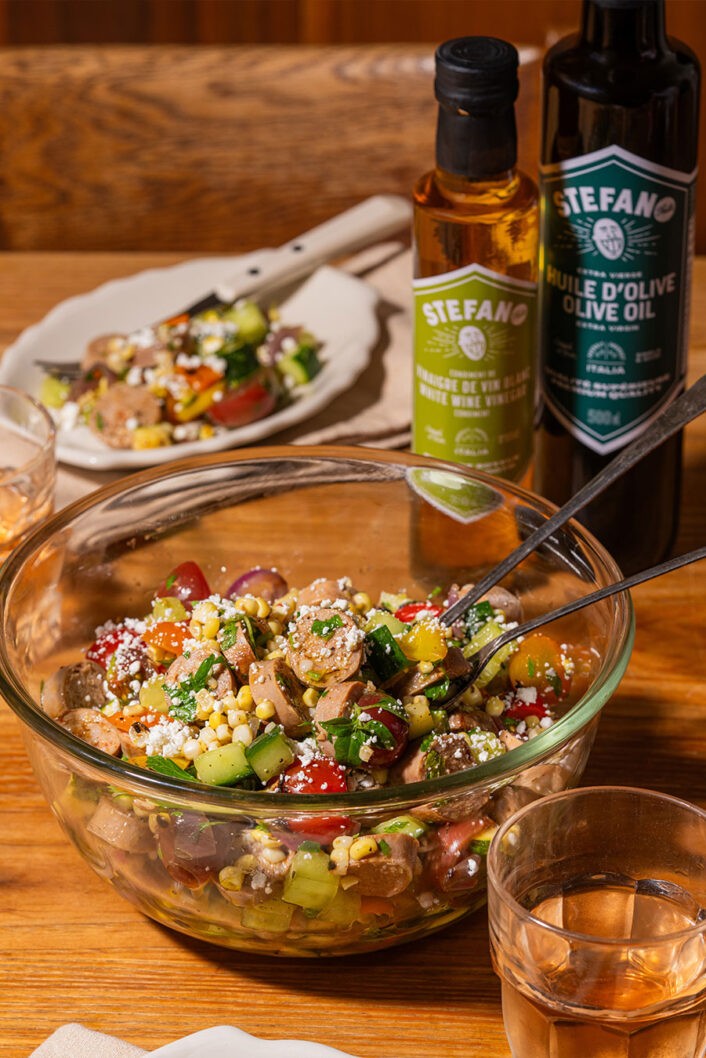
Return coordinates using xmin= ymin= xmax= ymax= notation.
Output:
xmin=86 ymin=625 xmax=138 ymax=669
xmin=280 ymin=758 xmax=352 ymax=844
xmin=154 ymin=561 xmax=211 ymax=603
xmin=504 ymin=694 xmax=550 ymax=721
xmin=206 ymin=378 xmax=276 ymax=429
xmin=394 ymin=601 xmax=444 ymax=623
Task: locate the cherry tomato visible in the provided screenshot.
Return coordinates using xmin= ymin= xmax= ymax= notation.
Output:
xmin=154 ymin=561 xmax=211 ymax=603
xmin=206 ymin=377 xmax=276 ymax=429
xmin=280 ymin=758 xmax=348 ymax=795
xmin=426 ymin=816 xmax=493 ymax=894
xmin=507 ymin=632 xmax=569 ymax=703
xmin=86 ymin=624 xmax=152 ymax=697
xmin=142 ymin=620 xmax=191 ymax=656
xmin=357 ymin=693 xmax=409 ymax=767
xmin=503 ymin=694 xmax=550 ymax=721
xmin=279 ymin=758 xmax=351 ymax=844
xmin=394 ymin=601 xmax=444 ymax=623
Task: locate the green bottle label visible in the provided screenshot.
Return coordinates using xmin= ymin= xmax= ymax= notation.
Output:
xmin=412 ymin=262 xmax=536 ymax=481
xmin=539 ymin=145 xmax=696 ymax=454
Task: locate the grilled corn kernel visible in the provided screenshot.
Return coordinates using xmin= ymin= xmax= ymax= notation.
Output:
xmin=232 ymin=724 xmax=253 ymax=746
xmin=235 ymin=596 xmax=259 ymax=616
xmin=218 ymin=865 xmax=244 ymax=891
xmin=199 ymin=423 xmax=215 ymax=441
xmin=255 ymin=699 xmax=276 ymax=721
xmin=132 ymin=423 xmax=172 ymax=450
xmin=302 ymin=687 xmax=320 ymax=709
xmin=202 ymin=616 xmax=220 ymax=640
xmin=235 ymin=685 xmax=254 ymax=710
xmin=255 ymin=598 xmax=271 ymax=619
xmin=358 ymin=744 xmax=374 ymax=763
xmin=209 ymin=711 xmax=227 ymax=730
xmin=265 ymin=648 xmax=285 ymax=660
xmin=193 ymin=600 xmax=218 ymax=624
xmin=236 ymin=853 xmax=257 ymax=871
xmin=485 ymin=695 xmax=505 ymax=718
xmin=227 ymin=708 xmax=248 ymax=728
xmin=525 ymin=714 xmax=541 ymax=729
xmin=267 ymin=618 xmax=284 ymax=637
xmin=262 ymin=846 xmax=287 ymax=864
xmin=459 ymin=684 xmax=483 ymax=709
xmin=188 ymin=618 xmax=203 ymax=639
xmin=123 ymin=701 xmax=147 ymax=717
xmin=330 ymin=848 xmax=349 ymax=872
xmin=195 ymin=688 xmax=217 ymax=718
xmin=349 ymin=836 xmax=378 ymax=861
xmin=216 ymin=723 xmax=231 ymax=742
xmin=182 ymin=739 xmax=202 ymax=760
xmin=199 ymin=726 xmax=218 ymax=746
xmin=417 ymin=660 xmax=435 ymax=675
xmin=332 ymin=835 xmax=354 ymax=850
xmin=352 ymin=591 xmax=372 ymax=613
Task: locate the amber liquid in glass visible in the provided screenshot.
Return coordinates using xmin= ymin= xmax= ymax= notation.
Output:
xmin=535 ymin=0 xmax=700 ymax=574
xmin=497 ymin=880 xmax=706 ymax=1058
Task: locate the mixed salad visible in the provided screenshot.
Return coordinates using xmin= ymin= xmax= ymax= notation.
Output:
xmin=43 ymin=561 xmax=596 ymax=949
xmin=39 ymin=300 xmax=322 ymax=450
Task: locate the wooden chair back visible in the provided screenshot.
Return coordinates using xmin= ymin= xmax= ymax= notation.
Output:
xmin=0 ymin=44 xmax=541 ymax=251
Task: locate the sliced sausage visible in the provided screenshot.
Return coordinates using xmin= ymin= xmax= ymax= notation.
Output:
xmin=389 ymin=646 xmax=470 ymax=699
xmin=221 ymin=619 xmax=262 ymax=682
xmin=424 ymin=732 xmax=477 ymax=776
xmin=87 ymin=797 xmax=153 ymax=853
xmin=390 ymin=744 xmax=427 ymax=785
xmin=82 ymin=333 xmax=124 ymax=370
xmin=249 ymin=657 xmax=309 ymax=737
xmin=61 ymin=708 xmax=121 ymax=756
xmin=452 ymin=583 xmax=522 ymax=624
xmin=88 ymin=382 xmax=162 ymax=449
xmin=166 ymin=643 xmax=234 ymax=700
xmin=346 ymin=833 xmax=418 ymax=897
xmin=286 ymin=606 xmax=364 ymax=688
xmin=297 ymin=578 xmax=352 ymax=607
xmin=449 ymin=705 xmax=499 ymax=734
xmin=41 ymin=660 xmax=107 ymax=719
xmin=313 ymin=680 xmax=366 ymax=754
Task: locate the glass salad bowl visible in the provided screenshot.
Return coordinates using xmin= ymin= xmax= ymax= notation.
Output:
xmin=0 ymin=446 xmax=633 ymax=956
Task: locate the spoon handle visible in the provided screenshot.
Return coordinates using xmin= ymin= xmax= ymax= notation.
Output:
xmin=442 ymin=373 xmax=706 ymax=627
xmin=471 ymin=543 xmax=706 ymax=678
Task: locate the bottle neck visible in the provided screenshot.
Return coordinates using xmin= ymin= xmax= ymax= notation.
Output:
xmin=435 ymin=103 xmax=517 ymax=181
xmin=580 ymin=0 xmax=668 ymax=56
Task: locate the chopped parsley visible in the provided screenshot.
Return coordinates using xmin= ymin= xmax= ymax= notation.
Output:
xmin=311 ymin=615 xmax=344 ymax=639
xmin=165 ymin=653 xmax=220 ymax=722
xmin=145 ymin=756 xmax=197 ymax=782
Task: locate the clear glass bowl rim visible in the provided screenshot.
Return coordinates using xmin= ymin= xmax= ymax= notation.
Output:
xmin=0 ymin=444 xmax=635 ymax=813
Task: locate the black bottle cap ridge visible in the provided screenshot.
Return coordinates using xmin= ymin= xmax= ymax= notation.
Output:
xmin=435 ymin=37 xmax=519 ymax=112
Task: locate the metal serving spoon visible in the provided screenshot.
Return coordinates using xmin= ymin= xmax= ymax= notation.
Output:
xmin=447 ymin=542 xmax=706 ymax=705
xmin=442 ymin=373 xmax=706 ymax=628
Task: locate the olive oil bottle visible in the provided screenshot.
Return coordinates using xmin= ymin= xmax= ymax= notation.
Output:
xmin=413 ymin=37 xmax=538 ymax=484
xmin=535 ymin=0 xmax=700 ymax=573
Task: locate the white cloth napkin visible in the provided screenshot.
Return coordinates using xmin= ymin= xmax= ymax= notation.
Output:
xmin=30 ymin=1024 xmax=360 ymax=1057
xmin=55 ymin=243 xmax=412 ymax=511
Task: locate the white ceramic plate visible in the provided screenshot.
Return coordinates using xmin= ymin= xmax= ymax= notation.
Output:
xmin=0 ymin=254 xmax=379 ymax=470
xmin=151 ymin=1025 xmax=361 ymax=1058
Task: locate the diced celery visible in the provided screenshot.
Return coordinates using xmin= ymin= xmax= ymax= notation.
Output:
xmin=241 ymin=897 xmax=295 ymax=933
xmin=139 ymin=676 xmax=170 ymax=713
xmin=403 ymin=697 xmax=435 ymax=740
xmin=463 ymin=619 xmax=515 ymax=687
xmin=282 ymin=847 xmax=339 ymax=911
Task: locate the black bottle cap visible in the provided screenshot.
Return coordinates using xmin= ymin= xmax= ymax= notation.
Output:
xmin=435 ymin=37 xmax=519 ymax=112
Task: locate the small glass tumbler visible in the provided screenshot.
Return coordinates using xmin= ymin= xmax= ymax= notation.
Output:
xmin=0 ymin=385 xmax=56 ymax=564
xmin=487 ymin=786 xmax=706 ymax=1058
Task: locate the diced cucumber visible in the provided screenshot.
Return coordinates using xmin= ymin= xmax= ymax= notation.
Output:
xmin=221 ymin=301 xmax=269 ymax=344
xmin=245 ymin=727 xmax=295 ymax=783
xmin=317 ymin=886 xmax=361 ymax=927
xmin=403 ymin=696 xmax=435 ymax=740
xmin=365 ymin=624 xmax=412 ymax=683
xmin=372 ymin=813 xmax=428 ymax=839
xmin=282 ymin=846 xmax=339 ymax=911
xmin=194 ymin=741 xmax=254 ymax=786
xmin=241 ymin=897 xmax=295 ymax=933
xmin=363 ymin=609 xmax=407 ymax=636
xmin=463 ymin=619 xmax=515 ymax=687
xmin=278 ymin=342 xmax=322 ymax=385
xmin=39 ymin=374 xmax=70 ymax=409
xmin=378 ymin=591 xmax=410 ymax=613
xmin=470 ymin=824 xmax=500 ymax=856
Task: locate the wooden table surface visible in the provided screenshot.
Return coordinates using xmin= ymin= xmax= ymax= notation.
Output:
xmin=1 ymin=253 xmax=705 ymax=1057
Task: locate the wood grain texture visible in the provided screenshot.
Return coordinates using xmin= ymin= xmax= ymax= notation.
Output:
xmin=0 ymin=45 xmax=540 ymax=253
xmin=0 ymin=253 xmax=704 ymax=1056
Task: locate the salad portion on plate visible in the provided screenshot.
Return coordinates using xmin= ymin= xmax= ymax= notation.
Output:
xmin=40 ymin=297 xmax=322 ymax=452
xmin=0 ymin=256 xmax=380 ymax=470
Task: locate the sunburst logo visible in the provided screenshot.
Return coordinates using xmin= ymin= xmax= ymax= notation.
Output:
xmin=556 ymin=216 xmax=660 ymax=262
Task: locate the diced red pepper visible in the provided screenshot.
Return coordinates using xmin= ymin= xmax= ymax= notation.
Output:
xmin=394 ymin=601 xmax=444 ymax=623
xmin=142 ymin=620 xmax=191 ymax=656
xmin=504 ymin=695 xmax=550 ymax=721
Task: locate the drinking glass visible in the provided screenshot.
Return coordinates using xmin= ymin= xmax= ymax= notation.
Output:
xmin=487 ymin=786 xmax=706 ymax=1058
xmin=0 ymin=385 xmax=56 ymax=564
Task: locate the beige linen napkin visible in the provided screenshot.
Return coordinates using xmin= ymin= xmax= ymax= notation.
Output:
xmin=54 ymin=243 xmax=412 ymax=511
xmin=30 ymin=1023 xmax=146 ymax=1057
